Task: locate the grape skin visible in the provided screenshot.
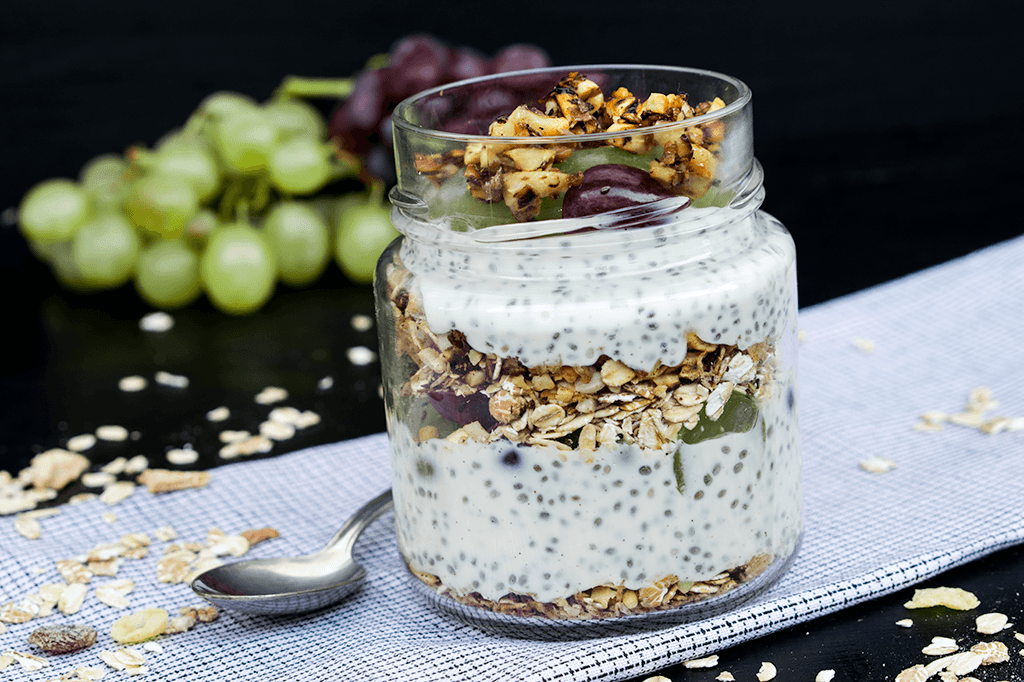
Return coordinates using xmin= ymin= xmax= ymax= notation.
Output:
xmin=200 ymin=224 xmax=277 ymax=315
xmin=18 ymin=179 xmax=91 ymax=243
xmin=71 ymin=212 xmax=140 ymax=289
xmin=135 ymin=239 xmax=202 ymax=309
xmin=263 ymin=202 xmax=331 ymax=287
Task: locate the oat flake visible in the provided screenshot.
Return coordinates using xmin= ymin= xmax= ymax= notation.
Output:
xmin=347 ymin=345 xmax=378 ymax=366
xmin=815 ymin=671 xmax=836 ymax=682
xmin=682 ymin=655 xmax=718 ymax=669
xmin=255 ymin=386 xmax=288 ymax=405
xmin=859 ymin=456 xmax=896 ymax=473
xmin=66 ymin=434 xmax=97 ymax=452
xmin=154 ymin=370 xmax=189 ymax=388
xmin=96 ymin=425 xmax=129 ymax=442
xmin=118 ymin=375 xmax=148 ymax=392
xmin=756 ymin=661 xmax=777 ymax=681
xmin=206 ymin=406 xmax=230 ymax=422
xmin=975 ymin=612 xmax=1009 ymax=634
xmin=139 ymin=311 xmax=174 ymax=332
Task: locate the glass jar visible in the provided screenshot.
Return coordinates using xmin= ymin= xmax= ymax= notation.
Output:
xmin=375 ymin=65 xmax=800 ymax=635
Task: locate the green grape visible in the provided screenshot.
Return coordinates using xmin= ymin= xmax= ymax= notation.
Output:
xmin=47 ymin=241 xmax=97 ymax=292
xmin=262 ymin=98 xmax=326 ymax=140
xmin=80 ymin=154 xmax=132 ymax=209
xmin=146 ymin=140 xmax=221 ymax=202
xmin=262 ymin=201 xmax=330 ymax=287
xmin=200 ymin=223 xmax=277 ymax=314
xmin=677 ymin=391 xmax=760 ymax=446
xmin=427 ymin=172 xmax=512 ymax=231
xmin=334 ymin=200 xmax=400 ymax=284
xmin=125 ymin=173 xmax=199 ymax=239
xmin=183 ymin=208 xmax=219 ymax=250
xmin=135 ymin=239 xmax=202 ymax=309
xmin=267 ymin=137 xmax=331 ymax=195
xmin=71 ymin=212 xmax=140 ymax=289
xmin=194 ymin=91 xmax=259 ymax=121
xmin=18 ymin=178 xmax=91 ymax=243
xmin=556 ymin=145 xmax=661 ymax=175
xmin=211 ymin=110 xmax=280 ymax=174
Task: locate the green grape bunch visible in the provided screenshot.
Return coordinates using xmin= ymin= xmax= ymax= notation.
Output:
xmin=13 ymin=34 xmax=550 ymax=315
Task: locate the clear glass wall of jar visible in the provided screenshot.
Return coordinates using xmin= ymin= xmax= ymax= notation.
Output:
xmin=376 ymin=66 xmax=800 ymax=636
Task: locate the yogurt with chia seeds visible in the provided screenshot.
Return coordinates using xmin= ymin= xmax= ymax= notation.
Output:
xmin=378 ymin=64 xmax=801 ymax=623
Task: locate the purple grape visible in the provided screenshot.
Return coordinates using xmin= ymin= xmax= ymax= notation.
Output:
xmin=491 ymin=44 xmax=551 ymax=73
xmin=428 ymin=390 xmax=497 ymax=431
xmin=363 ymin=144 xmax=397 ymax=185
xmin=381 ymin=34 xmax=450 ymax=101
xmin=562 ymin=164 xmax=678 ymax=220
xmin=328 ymin=68 xmax=386 ymax=154
xmin=445 ymin=46 xmax=492 ymax=82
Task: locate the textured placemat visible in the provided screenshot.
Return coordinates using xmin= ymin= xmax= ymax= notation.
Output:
xmin=2 ymin=235 xmax=1023 ymax=681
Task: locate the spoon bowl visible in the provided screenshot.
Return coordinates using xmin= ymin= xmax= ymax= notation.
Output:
xmin=191 ymin=489 xmax=393 ymax=615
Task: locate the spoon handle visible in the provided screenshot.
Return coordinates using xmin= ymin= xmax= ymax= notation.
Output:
xmin=321 ymin=489 xmax=394 ymax=557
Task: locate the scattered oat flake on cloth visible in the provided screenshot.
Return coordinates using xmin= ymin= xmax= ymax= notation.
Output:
xmin=859 ymin=456 xmax=896 ymax=473
xmin=904 ymin=587 xmax=980 ymax=610
xmin=136 ymin=469 xmax=211 ymax=494
xmin=851 ymin=336 xmax=875 ymax=352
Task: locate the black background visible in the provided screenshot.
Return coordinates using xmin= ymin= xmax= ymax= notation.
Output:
xmin=2 ymin=2 xmax=1023 ymax=679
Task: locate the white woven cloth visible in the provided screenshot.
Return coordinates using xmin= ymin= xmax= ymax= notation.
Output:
xmin=2 ymin=236 xmax=1023 ymax=681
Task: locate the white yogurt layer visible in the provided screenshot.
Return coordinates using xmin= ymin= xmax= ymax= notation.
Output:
xmin=396 ymin=207 xmax=797 ymax=372
xmin=391 ymin=384 xmax=800 ymax=603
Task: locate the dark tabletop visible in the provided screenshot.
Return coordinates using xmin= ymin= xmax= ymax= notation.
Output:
xmin=2 ymin=1 xmax=1023 ymax=680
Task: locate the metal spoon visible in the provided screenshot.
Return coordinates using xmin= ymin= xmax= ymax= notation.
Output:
xmin=190 ymin=489 xmax=393 ymax=615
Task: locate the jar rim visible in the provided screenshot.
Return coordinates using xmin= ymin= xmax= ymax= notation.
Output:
xmin=391 ymin=64 xmax=751 ymax=145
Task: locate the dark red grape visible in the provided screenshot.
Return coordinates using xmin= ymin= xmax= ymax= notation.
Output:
xmin=562 ymin=164 xmax=678 ymax=219
xmin=491 ymin=44 xmax=551 ymax=73
xmin=445 ymin=46 xmax=492 ymax=82
xmin=328 ymin=68 xmax=386 ymax=154
xmin=428 ymin=390 xmax=497 ymax=431
xmin=363 ymin=144 xmax=397 ymax=186
xmin=382 ymin=34 xmax=450 ymax=101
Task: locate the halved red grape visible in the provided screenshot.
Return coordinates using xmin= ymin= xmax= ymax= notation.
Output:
xmin=445 ymin=46 xmax=492 ymax=82
xmin=562 ymin=164 xmax=678 ymax=219
xmin=427 ymin=390 xmax=497 ymax=431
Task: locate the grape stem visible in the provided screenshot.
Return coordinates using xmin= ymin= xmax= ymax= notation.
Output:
xmin=274 ymin=76 xmax=355 ymax=101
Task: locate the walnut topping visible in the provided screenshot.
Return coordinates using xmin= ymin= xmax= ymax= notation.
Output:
xmin=414 ymin=71 xmax=730 ymax=222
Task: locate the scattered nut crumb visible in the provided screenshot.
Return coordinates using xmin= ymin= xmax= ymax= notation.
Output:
xmin=154 ymin=371 xmax=189 ymax=388
xmin=118 ymin=375 xmax=148 ymax=392
xmin=137 ymin=469 xmax=211 ymax=494
xmin=241 ymin=527 xmax=280 ymax=546
xmin=139 ymin=312 xmax=174 ymax=332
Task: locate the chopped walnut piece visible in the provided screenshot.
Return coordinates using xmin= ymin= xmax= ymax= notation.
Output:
xmin=136 ymin=469 xmax=211 ymax=494
xmin=241 ymin=527 xmax=280 ymax=546
xmin=501 ymin=169 xmax=583 ymax=221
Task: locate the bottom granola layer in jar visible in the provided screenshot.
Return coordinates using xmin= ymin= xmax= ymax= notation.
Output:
xmin=378 ymin=240 xmax=801 ymax=622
